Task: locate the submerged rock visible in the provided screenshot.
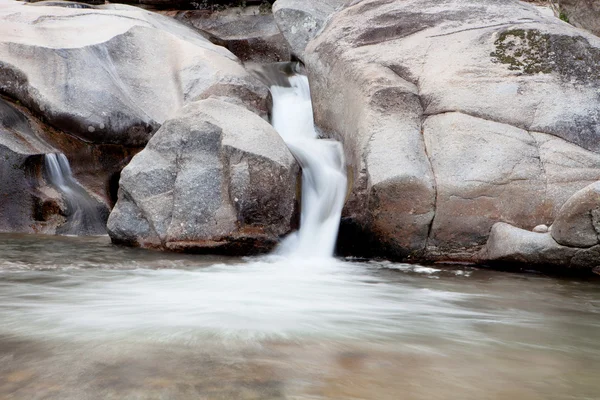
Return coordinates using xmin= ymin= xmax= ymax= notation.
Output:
xmin=302 ymin=0 xmax=600 ymax=268
xmin=107 ymin=99 xmax=298 ymax=253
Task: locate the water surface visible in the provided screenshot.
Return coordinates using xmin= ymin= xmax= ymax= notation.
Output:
xmin=0 ymin=234 xmax=599 ymax=399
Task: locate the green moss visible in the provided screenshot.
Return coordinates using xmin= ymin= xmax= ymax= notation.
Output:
xmin=559 ymin=12 xmax=569 ymax=23
xmin=490 ymin=29 xmax=553 ymax=74
xmin=490 ymin=29 xmax=600 ymax=83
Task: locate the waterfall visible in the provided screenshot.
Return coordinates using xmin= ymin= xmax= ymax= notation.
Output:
xmin=264 ymin=66 xmax=347 ymax=258
xmin=44 ymin=153 xmax=106 ymax=235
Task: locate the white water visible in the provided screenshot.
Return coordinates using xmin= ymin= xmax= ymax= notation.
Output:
xmin=44 ymin=153 xmax=105 ymax=235
xmin=269 ymin=74 xmax=347 ymax=258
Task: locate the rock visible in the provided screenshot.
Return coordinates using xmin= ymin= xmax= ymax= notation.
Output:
xmin=551 ymin=182 xmax=600 ymax=248
xmin=484 ymin=222 xmax=577 ymax=267
xmin=533 ymin=224 xmax=549 ymax=233
xmin=484 ymin=222 xmax=600 ymax=271
xmin=305 ymin=0 xmax=600 ymax=261
xmin=0 ymin=0 xmax=268 ymax=147
xmin=0 ymin=0 xmax=272 ymax=236
xmin=172 ymin=6 xmax=291 ymax=63
xmin=107 ymin=99 xmax=298 ymax=253
xmin=272 ymin=0 xmax=350 ymax=59
xmin=559 ymin=0 xmax=600 ymax=37
xmin=0 ymin=98 xmax=109 ymax=234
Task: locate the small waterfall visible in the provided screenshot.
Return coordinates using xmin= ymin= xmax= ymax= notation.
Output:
xmin=261 ymin=65 xmax=347 ymax=258
xmin=44 ymin=153 xmax=106 ymax=235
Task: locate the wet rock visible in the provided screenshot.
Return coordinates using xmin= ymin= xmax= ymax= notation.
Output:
xmin=173 ymin=6 xmax=291 ymax=63
xmin=0 ymin=98 xmax=107 ymax=234
xmin=107 ymin=99 xmax=298 ymax=253
xmin=551 ymin=182 xmax=600 ymax=248
xmin=305 ymin=0 xmax=600 ymax=262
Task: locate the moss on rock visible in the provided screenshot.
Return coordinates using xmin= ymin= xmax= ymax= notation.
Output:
xmin=490 ymin=29 xmax=600 ymax=83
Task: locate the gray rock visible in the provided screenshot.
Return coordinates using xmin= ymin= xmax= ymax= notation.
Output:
xmin=272 ymin=0 xmax=350 ymax=59
xmin=107 ymin=99 xmax=298 ymax=253
xmin=484 ymin=222 xmax=600 ymax=271
xmin=559 ymin=0 xmax=600 ymax=37
xmin=551 ymin=181 xmax=600 ymax=248
xmin=173 ymin=6 xmax=291 ymax=63
xmin=533 ymin=224 xmax=549 ymax=233
xmin=304 ymin=0 xmax=600 ymax=261
xmin=484 ymin=222 xmax=577 ymax=267
xmin=0 ymin=0 xmax=267 ymax=146
xmin=0 ymin=98 xmax=108 ymax=234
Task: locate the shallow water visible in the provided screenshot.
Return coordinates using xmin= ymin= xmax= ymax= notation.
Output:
xmin=0 ymin=234 xmax=599 ymax=399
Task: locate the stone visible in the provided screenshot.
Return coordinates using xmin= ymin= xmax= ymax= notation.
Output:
xmin=272 ymin=0 xmax=350 ymax=59
xmin=0 ymin=0 xmax=268 ymax=147
xmin=0 ymin=98 xmax=108 ymax=234
xmin=172 ymin=6 xmax=291 ymax=63
xmin=304 ymin=0 xmax=600 ymax=261
xmin=559 ymin=0 xmax=600 ymax=37
xmin=533 ymin=224 xmax=549 ymax=233
xmin=0 ymin=0 xmax=271 ymax=236
xmin=484 ymin=222 xmax=577 ymax=267
xmin=107 ymin=99 xmax=298 ymax=253
xmin=551 ymin=181 xmax=600 ymax=248
xmin=484 ymin=222 xmax=600 ymax=271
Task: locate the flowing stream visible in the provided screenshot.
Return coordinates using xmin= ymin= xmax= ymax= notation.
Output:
xmin=44 ymin=153 xmax=105 ymax=235
xmin=269 ymin=72 xmax=347 ymax=257
xmin=0 ymin=234 xmax=599 ymax=399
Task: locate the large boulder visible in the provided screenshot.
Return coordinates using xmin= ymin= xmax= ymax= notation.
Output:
xmin=107 ymin=99 xmax=298 ymax=253
xmin=272 ymin=0 xmax=350 ymax=59
xmin=559 ymin=0 xmax=600 ymax=37
xmin=172 ymin=6 xmax=291 ymax=63
xmin=0 ymin=0 xmax=268 ymax=147
xmin=304 ymin=0 xmax=600 ymax=264
xmin=0 ymin=0 xmax=271 ymax=235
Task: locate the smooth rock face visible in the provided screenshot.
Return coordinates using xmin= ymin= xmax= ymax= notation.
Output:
xmin=560 ymin=0 xmax=600 ymax=37
xmin=272 ymin=0 xmax=350 ymax=59
xmin=107 ymin=99 xmax=298 ymax=253
xmin=173 ymin=7 xmax=291 ymax=63
xmin=484 ymin=222 xmax=600 ymax=271
xmin=551 ymin=182 xmax=600 ymax=248
xmin=305 ymin=0 xmax=600 ymax=263
xmin=0 ymin=0 xmax=267 ymax=146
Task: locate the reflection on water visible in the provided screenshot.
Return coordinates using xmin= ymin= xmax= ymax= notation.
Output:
xmin=0 ymin=234 xmax=599 ymax=399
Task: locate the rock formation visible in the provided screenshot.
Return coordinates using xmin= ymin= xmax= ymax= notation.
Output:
xmin=294 ymin=0 xmax=600 ymax=270
xmin=107 ymin=99 xmax=298 ymax=253
xmin=0 ymin=0 xmax=270 ymax=235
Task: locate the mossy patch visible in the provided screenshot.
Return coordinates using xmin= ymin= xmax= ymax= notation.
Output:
xmin=490 ymin=29 xmax=600 ymax=83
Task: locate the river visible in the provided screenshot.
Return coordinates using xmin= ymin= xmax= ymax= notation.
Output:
xmin=0 ymin=233 xmax=598 ymax=399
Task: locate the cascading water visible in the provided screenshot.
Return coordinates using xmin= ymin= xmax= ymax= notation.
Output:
xmin=44 ymin=153 xmax=106 ymax=235
xmin=263 ymin=65 xmax=347 ymax=258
